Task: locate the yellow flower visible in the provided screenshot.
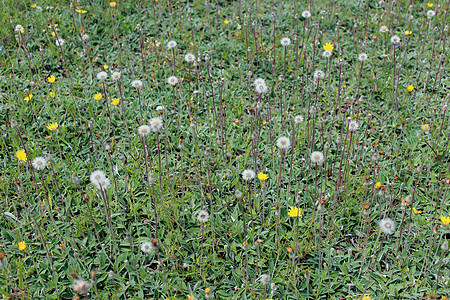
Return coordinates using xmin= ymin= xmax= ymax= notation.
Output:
xmin=205 ymin=287 xmax=211 ymax=294
xmin=405 ymin=30 xmax=412 ymax=35
xmin=441 ymin=216 xmax=450 ymax=226
xmin=288 ymin=206 xmax=302 ymax=218
xmin=187 ymin=295 xmax=194 ymax=300
xmin=413 ymin=207 xmax=422 ymax=214
xmin=258 ymin=172 xmax=268 ymax=181
xmin=103 ymin=64 xmax=108 ymax=70
xmin=48 ymin=75 xmax=56 ymax=83
xmin=407 ymin=85 xmax=414 ymax=92
xmin=323 ymin=42 xmax=334 ymax=51
xmin=262 ymin=120 xmax=267 ymax=125
xmin=110 ymin=2 xmax=116 ymax=7
xmin=428 ymin=3 xmax=433 ymax=7
xmin=51 ymin=31 xmax=56 ymax=37
xmin=224 ymin=20 xmax=230 ymax=24
xmin=421 ymin=124 xmax=430 ymax=131
xmin=111 ymin=98 xmax=119 ymax=106
xmin=15 ymin=150 xmax=27 ymax=162
xmin=31 ymin=3 xmax=37 ymax=8
xmin=46 ymin=122 xmax=58 ymax=131
xmin=362 ymin=296 xmax=372 ymax=300
xmin=375 ymin=182 xmax=381 ymax=189
xmin=94 ymin=93 xmax=102 ymax=101
xmin=75 ymin=9 xmax=87 ymax=13
xmin=24 ymin=94 xmax=33 ymax=102
xmin=49 ymin=92 xmax=56 ymax=98
xmin=18 ymin=241 xmax=26 ymax=251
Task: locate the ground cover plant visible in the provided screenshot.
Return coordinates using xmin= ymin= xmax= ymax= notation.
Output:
xmin=0 ymin=0 xmax=449 ymax=299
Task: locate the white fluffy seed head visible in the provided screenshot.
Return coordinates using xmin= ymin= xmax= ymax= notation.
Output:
xmin=322 ymin=50 xmax=332 ymax=58
xmin=168 ymin=76 xmax=178 ymax=86
xmin=380 ymin=25 xmax=389 ymax=33
xmin=427 ymin=10 xmax=435 ymax=18
xmin=348 ymin=120 xmax=359 ymax=131
xmin=255 ymin=83 xmax=268 ymax=94
xmin=390 ymin=35 xmax=400 ymax=43
xmin=167 ymin=40 xmax=177 ymax=49
xmin=358 ymin=53 xmax=368 ymax=61
xmin=254 ymin=78 xmax=266 ymax=86
xmin=185 ymin=53 xmax=196 ymax=63
xmin=276 ymin=136 xmax=291 ymax=150
xmin=138 ymin=125 xmax=151 ymax=137
xmin=294 ymin=115 xmax=304 ymax=124
xmin=150 ymin=117 xmax=163 ymax=133
xmin=301 ymin=10 xmax=311 ymax=18
xmin=90 ymin=170 xmax=106 ymax=189
xmin=280 ymin=37 xmax=291 ymax=47
xmin=310 ymin=151 xmax=324 ymax=164
xmin=261 ymin=274 xmax=271 ymax=285
xmin=97 ymin=71 xmax=108 ymax=81
xmin=73 ymin=280 xmax=91 ymax=294
xmin=32 ymin=157 xmax=47 ymax=170
xmin=197 ymin=210 xmax=210 ymax=223
xmin=112 ymin=71 xmax=121 ymax=81
xmin=313 ymin=69 xmax=325 ymax=79
xmin=131 ymin=79 xmax=143 ymax=89
xmin=141 ymin=242 xmax=155 ymax=254
xmin=379 ymin=218 xmax=395 ymax=234
xmin=242 ymin=169 xmax=256 ymax=181
xmin=55 ymin=38 xmax=65 ymax=47
xmin=15 ymin=25 xmax=24 ymax=33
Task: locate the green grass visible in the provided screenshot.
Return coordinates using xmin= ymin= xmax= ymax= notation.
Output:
xmin=0 ymin=0 xmax=449 ymax=299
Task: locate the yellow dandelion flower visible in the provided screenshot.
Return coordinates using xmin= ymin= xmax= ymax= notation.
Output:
xmin=413 ymin=207 xmax=422 ymax=214
xmin=362 ymin=296 xmax=372 ymax=300
xmin=94 ymin=93 xmax=102 ymax=101
xmin=288 ymin=206 xmax=302 ymax=218
xmin=51 ymin=31 xmax=56 ymax=37
xmin=205 ymin=287 xmax=211 ymax=294
xmin=187 ymin=295 xmax=194 ymax=300
xmin=441 ymin=216 xmax=450 ymax=225
xmin=407 ymin=85 xmax=414 ymax=92
xmin=262 ymin=120 xmax=267 ymax=125
xmin=15 ymin=150 xmax=27 ymax=162
xmin=421 ymin=124 xmax=430 ymax=131
xmin=258 ymin=172 xmax=268 ymax=181
xmin=110 ymin=2 xmax=116 ymax=7
xmin=48 ymin=75 xmax=56 ymax=83
xmin=31 ymin=3 xmax=37 ymax=8
xmin=49 ymin=92 xmax=56 ymax=98
xmin=103 ymin=64 xmax=108 ymax=70
xmin=323 ymin=42 xmax=334 ymax=51
xmin=111 ymin=98 xmax=119 ymax=106
xmin=405 ymin=30 xmax=412 ymax=35
xmin=375 ymin=182 xmax=382 ymax=189
xmin=46 ymin=122 xmax=58 ymax=131
xmin=75 ymin=9 xmax=87 ymax=13
xmin=428 ymin=3 xmax=433 ymax=7
xmin=224 ymin=20 xmax=230 ymax=24
xmin=18 ymin=241 xmax=26 ymax=251
xmin=24 ymin=94 xmax=33 ymax=102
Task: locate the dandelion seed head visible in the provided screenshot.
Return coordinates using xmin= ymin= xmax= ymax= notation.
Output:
xmin=131 ymin=79 xmax=143 ymax=89
xmin=322 ymin=50 xmax=332 ymax=58
xmin=348 ymin=120 xmax=359 ymax=131
xmin=185 ymin=53 xmax=196 ymax=63
xmin=90 ymin=170 xmax=107 ymax=189
xmin=167 ymin=40 xmax=177 ymax=49
xmin=255 ymin=83 xmax=268 ymax=94
xmin=156 ymin=105 xmax=164 ymax=111
xmin=294 ymin=115 xmax=304 ymax=124
xmin=97 ymin=71 xmax=108 ymax=81
xmin=15 ymin=25 xmax=24 ymax=33
xmin=138 ymin=125 xmax=151 ymax=137
xmin=442 ymin=241 xmax=449 ymax=252
xmin=310 ymin=151 xmax=324 ymax=164
xmin=168 ymin=76 xmax=178 ymax=86
xmin=242 ymin=169 xmax=256 ymax=181
xmin=358 ymin=53 xmax=368 ymax=61
xmin=150 ymin=117 xmax=163 ymax=132
xmin=280 ymin=37 xmax=291 ymax=47
xmin=141 ymin=242 xmax=155 ymax=254
xmin=276 ymin=136 xmax=291 ymax=150
xmin=379 ymin=218 xmax=395 ymax=234
xmin=313 ymin=69 xmax=325 ymax=79
xmin=254 ymin=78 xmax=266 ymax=86
xmin=390 ymin=35 xmax=401 ymax=43
xmin=260 ymin=274 xmax=271 ymax=285
xmin=380 ymin=25 xmax=389 ymax=33
xmin=235 ymin=189 xmax=243 ymax=199
xmin=302 ymin=10 xmax=311 ymax=18
xmin=197 ymin=210 xmax=210 ymax=223
xmin=32 ymin=157 xmax=47 ymax=170
xmin=111 ymin=71 xmax=121 ymax=81
xmin=427 ymin=10 xmax=435 ymax=18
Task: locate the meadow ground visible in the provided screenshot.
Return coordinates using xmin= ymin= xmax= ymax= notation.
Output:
xmin=0 ymin=0 xmax=449 ymax=299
